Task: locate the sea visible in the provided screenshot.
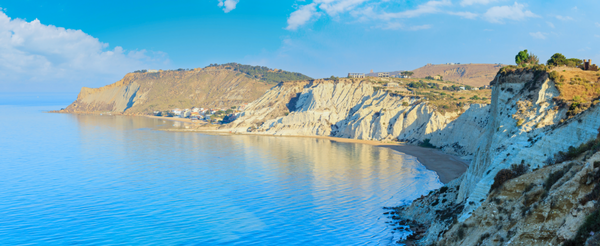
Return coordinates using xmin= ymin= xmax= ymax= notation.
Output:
xmin=0 ymin=94 xmax=443 ymax=245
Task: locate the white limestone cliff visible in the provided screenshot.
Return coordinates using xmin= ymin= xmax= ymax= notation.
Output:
xmin=226 ymin=79 xmax=490 ymax=157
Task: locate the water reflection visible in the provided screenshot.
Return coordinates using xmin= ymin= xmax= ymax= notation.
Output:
xmin=0 ymin=111 xmax=442 ymax=246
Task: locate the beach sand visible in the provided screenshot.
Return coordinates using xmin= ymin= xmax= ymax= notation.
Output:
xmin=282 ymin=135 xmax=468 ymax=184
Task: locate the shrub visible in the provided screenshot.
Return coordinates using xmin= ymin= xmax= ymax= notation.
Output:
xmin=490 ymin=164 xmax=529 ymax=191
xmin=402 ymin=102 xmax=409 ymax=106
xmin=511 ymin=163 xmax=529 ymax=176
xmin=419 ymin=139 xmax=436 ymax=148
xmin=517 ymin=119 xmax=525 ymax=126
xmin=549 ymin=71 xmax=559 ymax=81
xmin=491 ymin=169 xmax=514 ymax=191
xmin=545 ymin=166 xmax=570 ymax=192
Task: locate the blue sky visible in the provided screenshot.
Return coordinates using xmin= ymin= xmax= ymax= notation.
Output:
xmin=0 ymin=0 xmax=599 ymax=93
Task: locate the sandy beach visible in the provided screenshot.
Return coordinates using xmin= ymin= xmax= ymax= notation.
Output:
xmin=282 ymin=135 xmax=468 ymax=184
xmin=164 ymin=127 xmax=469 ymax=184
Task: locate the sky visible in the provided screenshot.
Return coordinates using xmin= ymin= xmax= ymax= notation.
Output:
xmin=0 ymin=0 xmax=599 ymax=93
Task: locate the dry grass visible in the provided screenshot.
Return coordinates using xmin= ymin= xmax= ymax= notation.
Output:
xmin=369 ymin=77 xmax=492 ymax=113
xmin=551 ymin=67 xmax=600 ymax=104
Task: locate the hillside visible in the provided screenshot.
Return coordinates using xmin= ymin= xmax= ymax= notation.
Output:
xmin=411 ymin=63 xmax=505 ymax=87
xmin=59 ymin=65 xmax=311 ymax=114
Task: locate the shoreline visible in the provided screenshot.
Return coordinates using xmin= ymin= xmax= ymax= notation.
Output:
xmin=163 ymin=128 xmax=469 ymax=184
xmin=52 ymin=113 xmax=469 ymax=183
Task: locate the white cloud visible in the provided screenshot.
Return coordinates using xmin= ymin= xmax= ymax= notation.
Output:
xmin=377 ymin=0 xmax=451 ymax=20
xmin=529 ymin=31 xmax=546 ymax=39
xmin=378 ymin=22 xmax=432 ymax=31
xmin=317 ymin=0 xmax=370 ymax=16
xmin=595 ymin=22 xmax=600 ymax=27
xmin=546 ymin=21 xmax=554 ymax=28
xmin=218 ymin=0 xmax=239 ymax=13
xmin=448 ymin=11 xmax=478 ymax=19
xmin=0 ymin=11 xmax=168 ymax=92
xmin=286 ymin=3 xmax=318 ymax=30
xmin=555 ymin=15 xmax=573 ymax=21
xmin=460 ymin=0 xmax=497 ymax=6
xmin=483 ymin=2 xmax=539 ymax=24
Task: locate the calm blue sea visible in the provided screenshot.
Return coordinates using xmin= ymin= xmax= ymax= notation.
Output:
xmin=0 ymin=96 xmax=442 ymax=245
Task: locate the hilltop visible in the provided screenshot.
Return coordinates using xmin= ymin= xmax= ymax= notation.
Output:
xmin=410 ymin=63 xmax=505 ymax=87
xmin=58 ymin=64 xmax=311 ymax=114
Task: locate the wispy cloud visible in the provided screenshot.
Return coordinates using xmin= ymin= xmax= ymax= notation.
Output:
xmin=595 ymin=22 xmax=600 ymax=27
xmin=379 ymin=22 xmax=432 ymax=31
xmin=483 ymin=2 xmax=539 ymax=24
xmin=460 ymin=0 xmax=497 ymax=7
xmin=286 ymin=0 xmax=452 ymax=31
xmin=286 ymin=3 xmax=318 ymax=30
xmin=218 ymin=0 xmax=239 ymax=13
xmin=546 ymin=21 xmax=554 ymax=28
xmin=0 ymin=11 xmax=168 ymax=91
xmin=555 ymin=15 xmax=573 ymax=21
xmin=448 ymin=11 xmax=478 ymax=19
xmin=529 ymin=31 xmax=546 ymax=39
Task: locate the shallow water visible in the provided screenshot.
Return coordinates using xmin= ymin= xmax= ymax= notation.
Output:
xmin=0 ymin=103 xmax=442 ymax=245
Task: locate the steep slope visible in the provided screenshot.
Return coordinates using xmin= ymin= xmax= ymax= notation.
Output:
xmin=225 ymin=78 xmax=490 ymax=157
xmin=392 ymin=66 xmax=600 ymax=245
xmin=411 ymin=63 xmax=505 ymax=87
xmin=60 ymin=65 xmax=310 ymax=114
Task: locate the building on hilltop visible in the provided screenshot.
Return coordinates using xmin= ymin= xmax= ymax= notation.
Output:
xmin=348 ymin=73 xmax=365 ymax=78
xmin=378 ymin=72 xmax=389 ymax=78
xmin=147 ymin=69 xmax=159 ymax=73
xmin=582 ymin=59 xmax=599 ymax=71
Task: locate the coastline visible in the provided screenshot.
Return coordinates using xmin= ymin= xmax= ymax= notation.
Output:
xmin=162 ymin=128 xmax=469 ymax=184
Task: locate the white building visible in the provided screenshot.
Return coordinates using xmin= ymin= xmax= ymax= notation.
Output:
xmin=387 ymin=83 xmax=399 ymax=87
xmin=378 ymin=72 xmax=390 ymax=78
xmin=147 ymin=69 xmax=159 ymax=73
xmin=348 ymin=73 xmax=365 ymax=78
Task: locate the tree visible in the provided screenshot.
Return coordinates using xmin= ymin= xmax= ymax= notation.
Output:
xmin=515 ymin=50 xmax=530 ymax=65
xmin=401 ymin=71 xmax=414 ymax=76
xmin=547 ymin=53 xmax=567 ymax=66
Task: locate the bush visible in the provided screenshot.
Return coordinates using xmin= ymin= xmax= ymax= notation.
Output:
xmin=490 ymin=163 xmax=529 ymax=191
xmin=545 ymin=166 xmax=570 ymax=192
xmin=491 ymin=169 xmax=514 ymax=191
xmin=402 ymin=102 xmax=409 ymax=107
xmin=419 ymin=139 xmax=436 ymax=148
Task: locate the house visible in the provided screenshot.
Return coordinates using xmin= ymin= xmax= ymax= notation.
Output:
xmin=378 ymin=72 xmax=390 ymax=78
xmin=172 ymin=108 xmax=182 ymax=115
xmin=387 ymin=82 xmax=399 ymax=87
xmin=459 ymin=86 xmax=466 ymax=90
xmin=147 ymin=69 xmax=159 ymax=73
xmin=348 ymin=73 xmax=365 ymax=78
xmin=192 ymin=107 xmax=200 ymax=113
xmin=471 ymin=87 xmax=479 ymax=91
xmin=398 ymin=74 xmax=411 ymax=79
xmin=433 ymin=75 xmax=442 ymax=80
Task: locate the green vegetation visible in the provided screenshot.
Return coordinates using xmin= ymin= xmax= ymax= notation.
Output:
xmin=419 ymin=139 xmax=436 ymax=148
xmin=515 ymin=49 xmax=539 ymax=66
xmin=401 ymin=71 xmax=414 ymax=76
xmin=207 ymin=63 xmax=312 ymax=83
xmin=490 ymin=163 xmax=529 ymax=191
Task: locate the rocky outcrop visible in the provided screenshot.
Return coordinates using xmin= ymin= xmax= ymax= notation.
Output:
xmin=394 ymin=67 xmax=600 ymax=245
xmin=226 ymin=78 xmax=490 ymax=157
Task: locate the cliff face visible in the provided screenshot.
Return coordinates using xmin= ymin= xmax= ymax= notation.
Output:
xmin=61 ymin=68 xmax=278 ymax=114
xmin=394 ymin=68 xmax=600 ymax=245
xmin=226 ymin=69 xmax=600 ymax=245
xmin=226 ymin=78 xmax=489 ymax=156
